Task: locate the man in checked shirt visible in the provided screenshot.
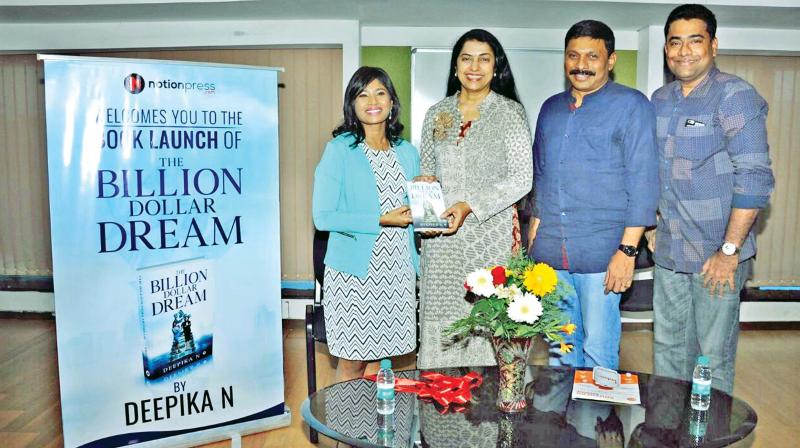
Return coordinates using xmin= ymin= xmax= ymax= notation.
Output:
xmin=649 ymin=4 xmax=775 ymax=394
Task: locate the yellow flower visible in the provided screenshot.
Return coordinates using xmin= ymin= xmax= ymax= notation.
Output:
xmin=560 ymin=342 xmax=573 ymax=353
xmin=523 ymin=263 xmax=558 ymax=297
xmin=561 ymin=323 xmax=577 ymax=335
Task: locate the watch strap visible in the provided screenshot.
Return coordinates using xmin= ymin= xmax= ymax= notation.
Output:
xmin=618 ymin=244 xmax=639 ymax=257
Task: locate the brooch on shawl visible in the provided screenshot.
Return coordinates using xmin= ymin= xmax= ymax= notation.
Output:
xmin=433 ymin=111 xmax=454 ymax=142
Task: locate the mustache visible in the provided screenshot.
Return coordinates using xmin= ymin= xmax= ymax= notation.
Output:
xmin=569 ymin=69 xmax=596 ymax=76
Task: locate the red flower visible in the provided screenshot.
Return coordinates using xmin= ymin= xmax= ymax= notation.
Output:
xmin=490 ymin=265 xmax=506 ymax=286
xmin=464 ymin=281 xmax=472 ymax=292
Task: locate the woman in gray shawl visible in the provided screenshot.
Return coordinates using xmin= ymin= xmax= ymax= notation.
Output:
xmin=416 ymin=29 xmax=533 ymax=369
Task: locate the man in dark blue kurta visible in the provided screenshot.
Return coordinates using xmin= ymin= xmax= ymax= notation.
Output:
xmin=528 ymin=20 xmax=659 ymax=368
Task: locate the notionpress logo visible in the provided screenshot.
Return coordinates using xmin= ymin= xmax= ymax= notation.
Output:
xmin=124 ymin=73 xmax=145 ymax=94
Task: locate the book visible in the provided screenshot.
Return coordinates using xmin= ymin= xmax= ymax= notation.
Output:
xmin=407 ymin=181 xmax=449 ymax=232
xmin=571 ymin=369 xmax=641 ymax=404
xmin=137 ymin=257 xmax=215 ymax=380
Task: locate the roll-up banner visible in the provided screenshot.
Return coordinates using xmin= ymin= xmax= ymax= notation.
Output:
xmin=39 ymin=54 xmax=288 ymax=447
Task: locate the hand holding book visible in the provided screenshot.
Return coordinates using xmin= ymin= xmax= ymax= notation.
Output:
xmin=414 ymin=175 xmax=438 ymax=183
xmin=380 ymin=205 xmax=412 ymax=228
xmin=441 ymin=202 xmax=472 ymax=235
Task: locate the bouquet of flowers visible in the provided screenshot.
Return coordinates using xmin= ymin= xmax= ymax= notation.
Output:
xmin=444 ymin=252 xmax=574 ymax=352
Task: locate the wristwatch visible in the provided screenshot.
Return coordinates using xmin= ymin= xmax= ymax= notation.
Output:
xmin=618 ymin=244 xmax=639 ymax=257
xmin=720 ymin=241 xmax=740 ymax=256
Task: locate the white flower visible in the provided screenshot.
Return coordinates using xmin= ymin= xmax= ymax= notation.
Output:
xmin=466 ymin=269 xmax=496 ymax=297
xmin=507 ymin=293 xmax=543 ymax=324
xmin=495 ymin=285 xmax=510 ymax=299
xmin=507 ymin=285 xmax=523 ymax=300
xmin=494 ymin=284 xmax=523 ymax=300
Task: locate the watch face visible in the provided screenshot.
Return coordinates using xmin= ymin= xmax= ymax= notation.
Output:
xmin=722 ymin=242 xmax=736 ymax=255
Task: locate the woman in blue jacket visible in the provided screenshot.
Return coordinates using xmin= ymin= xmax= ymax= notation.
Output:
xmin=312 ymin=67 xmax=420 ymax=382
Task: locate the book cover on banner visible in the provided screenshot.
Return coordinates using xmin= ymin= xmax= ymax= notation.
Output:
xmin=137 ymin=258 xmax=214 ymax=380
xmin=407 ymin=181 xmax=449 ymax=231
xmin=571 ymin=369 xmax=641 ymax=404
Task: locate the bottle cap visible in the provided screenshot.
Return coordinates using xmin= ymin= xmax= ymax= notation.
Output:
xmin=380 ymin=359 xmax=392 ymax=369
xmin=697 ymin=355 xmax=709 ymax=366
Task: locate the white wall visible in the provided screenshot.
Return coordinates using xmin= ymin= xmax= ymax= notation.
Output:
xmin=636 ymin=25 xmax=665 ymax=98
xmin=3 ymin=19 xmax=799 ymax=95
xmin=361 ymin=26 xmax=638 ymax=50
xmin=0 ymin=19 xmax=361 ymax=94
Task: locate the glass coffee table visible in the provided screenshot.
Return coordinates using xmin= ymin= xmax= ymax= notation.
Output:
xmin=301 ymin=366 xmax=756 ymax=447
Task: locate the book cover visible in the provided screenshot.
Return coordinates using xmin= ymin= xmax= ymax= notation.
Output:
xmin=407 ymin=181 xmax=449 ymax=232
xmin=137 ymin=258 xmax=215 ymax=380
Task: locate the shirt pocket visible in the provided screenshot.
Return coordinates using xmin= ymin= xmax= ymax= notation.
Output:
xmin=673 ymin=114 xmax=718 ymax=162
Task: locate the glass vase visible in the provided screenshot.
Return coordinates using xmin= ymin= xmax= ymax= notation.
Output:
xmin=491 ymin=336 xmax=533 ymax=413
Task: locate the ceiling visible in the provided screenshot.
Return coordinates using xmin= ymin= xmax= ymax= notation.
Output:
xmin=0 ymin=0 xmax=798 ymax=31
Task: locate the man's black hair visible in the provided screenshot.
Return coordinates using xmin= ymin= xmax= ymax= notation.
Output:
xmin=565 ymin=20 xmax=615 ymax=56
xmin=664 ymin=4 xmax=717 ymax=40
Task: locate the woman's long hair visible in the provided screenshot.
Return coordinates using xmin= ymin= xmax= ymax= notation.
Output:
xmin=446 ymin=29 xmax=520 ymax=103
xmin=333 ymin=66 xmax=404 ymax=146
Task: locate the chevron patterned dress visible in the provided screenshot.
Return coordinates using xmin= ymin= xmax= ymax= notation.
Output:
xmin=322 ymin=144 xmax=416 ymax=361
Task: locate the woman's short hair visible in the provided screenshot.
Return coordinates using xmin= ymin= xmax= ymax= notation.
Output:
xmin=333 ymin=66 xmax=404 ymax=146
xmin=446 ymin=29 xmax=520 ymax=103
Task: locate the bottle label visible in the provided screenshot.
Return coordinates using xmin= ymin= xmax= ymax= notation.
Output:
xmin=691 ymin=380 xmax=710 ymax=395
xmin=377 ymin=383 xmax=395 ymax=400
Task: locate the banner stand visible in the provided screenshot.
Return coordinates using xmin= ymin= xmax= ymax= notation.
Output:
xmin=39 ymin=54 xmax=289 ymax=448
xmin=133 ymin=409 xmax=291 ymax=448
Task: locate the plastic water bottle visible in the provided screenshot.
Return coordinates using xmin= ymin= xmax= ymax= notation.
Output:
xmin=688 ymin=408 xmax=708 ymax=447
xmin=376 ymin=413 xmax=396 ymax=447
xmin=376 ymin=358 xmax=396 ymax=415
xmin=690 ymin=355 xmax=712 ymax=411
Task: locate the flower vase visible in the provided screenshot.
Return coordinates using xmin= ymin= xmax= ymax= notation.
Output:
xmin=491 ymin=336 xmax=533 ymax=413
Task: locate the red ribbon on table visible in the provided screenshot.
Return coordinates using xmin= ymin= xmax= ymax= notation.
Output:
xmin=364 ymin=371 xmax=483 ymax=413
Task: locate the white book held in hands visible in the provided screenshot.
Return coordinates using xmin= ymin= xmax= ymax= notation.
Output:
xmin=407 ymin=181 xmax=449 ymax=232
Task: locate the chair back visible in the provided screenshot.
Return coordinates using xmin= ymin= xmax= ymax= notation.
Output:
xmin=311 ymin=230 xmax=329 ymax=341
